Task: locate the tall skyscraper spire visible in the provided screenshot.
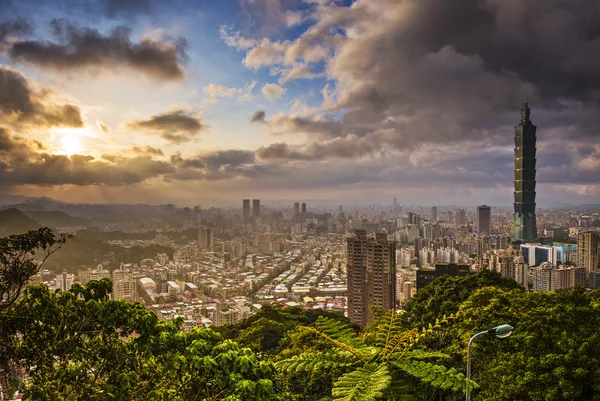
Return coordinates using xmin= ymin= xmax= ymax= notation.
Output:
xmin=513 ymin=99 xmax=538 ymax=242
xmin=521 ymin=96 xmax=530 ymax=122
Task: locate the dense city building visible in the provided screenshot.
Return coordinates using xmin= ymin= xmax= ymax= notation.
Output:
xmin=477 ymin=205 xmax=491 ymax=236
xmin=242 ymin=199 xmax=251 ymax=224
xmin=416 ymin=263 xmax=471 ymax=289
xmin=577 ymin=230 xmax=599 ymax=276
xmin=112 ymin=265 xmax=137 ymax=301
xmin=346 ymin=230 xmax=396 ymax=326
xmin=513 ymin=99 xmax=538 ymax=242
xmin=198 ymin=227 xmax=214 ymax=250
xmin=252 ymin=199 xmax=260 ymax=218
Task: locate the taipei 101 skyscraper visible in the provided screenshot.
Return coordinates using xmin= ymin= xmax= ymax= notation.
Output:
xmin=512 ymin=98 xmax=538 ymax=243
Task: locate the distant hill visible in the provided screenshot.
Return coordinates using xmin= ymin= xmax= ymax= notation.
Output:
xmin=24 ymin=211 xmax=88 ymax=227
xmin=0 ymin=203 xmax=48 ymax=212
xmin=0 ymin=208 xmax=41 ymax=236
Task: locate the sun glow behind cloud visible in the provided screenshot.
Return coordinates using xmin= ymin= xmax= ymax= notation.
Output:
xmin=54 ymin=128 xmax=87 ymax=155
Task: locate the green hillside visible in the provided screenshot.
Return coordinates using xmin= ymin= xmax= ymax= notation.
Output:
xmin=0 ymin=208 xmax=41 ymax=236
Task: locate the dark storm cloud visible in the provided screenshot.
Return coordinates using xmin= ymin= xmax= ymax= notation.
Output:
xmin=0 ymin=17 xmax=31 ymax=51
xmin=165 ymin=149 xmax=262 ymax=181
xmin=251 ymin=110 xmax=266 ymax=123
xmin=0 ymin=128 xmax=16 ymax=152
xmin=268 ymin=113 xmax=370 ymax=139
xmin=202 ymin=150 xmax=255 ymax=169
xmin=8 ymin=19 xmax=187 ymax=81
xmin=0 ymin=66 xmax=83 ymax=127
xmin=128 ymin=109 xmax=204 ymax=144
xmin=131 ymin=145 xmax=164 ymax=156
xmin=170 ymin=152 xmax=206 ymax=169
xmin=256 ymin=135 xmax=382 ymax=161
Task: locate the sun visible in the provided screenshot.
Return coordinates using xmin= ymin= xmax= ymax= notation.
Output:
xmin=60 ymin=134 xmax=84 ymax=155
xmin=55 ymin=128 xmax=86 ymax=155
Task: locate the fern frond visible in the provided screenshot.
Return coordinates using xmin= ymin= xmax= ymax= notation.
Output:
xmin=402 ymin=350 xmax=451 ymax=361
xmin=298 ymin=325 xmax=371 ymax=363
xmin=372 ymin=310 xmax=404 ymax=349
xmin=392 ymin=359 xmax=477 ymax=393
xmin=275 ymin=351 xmax=358 ymax=373
xmin=332 ymin=364 xmax=392 ymax=401
xmin=314 ymin=317 xmax=370 ymax=352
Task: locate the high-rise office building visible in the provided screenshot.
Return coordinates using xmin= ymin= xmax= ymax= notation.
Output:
xmin=346 ymin=230 xmax=396 ymax=326
xmin=242 ymin=199 xmax=250 ymax=223
xmin=294 ymin=202 xmax=300 ymax=223
xmin=198 ymin=227 xmax=214 ymax=250
xmin=477 ymin=205 xmax=491 ymax=236
xmin=252 ymin=199 xmax=260 ymax=218
xmin=456 ymin=209 xmax=466 ymax=226
xmin=431 ymin=206 xmax=438 ymax=222
xmin=301 ymin=202 xmax=307 ymax=223
xmin=578 ymin=230 xmax=599 ymax=275
xmin=513 ymin=99 xmax=538 ymax=242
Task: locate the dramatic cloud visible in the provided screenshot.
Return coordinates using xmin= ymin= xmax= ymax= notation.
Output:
xmin=256 ymin=134 xmax=385 ymax=161
xmin=251 ymin=110 xmax=266 ymax=123
xmin=0 ymin=129 xmax=266 ymax=187
xmin=261 ymin=83 xmax=286 ymax=99
xmin=131 ymin=145 xmax=164 ymax=156
xmin=218 ymin=0 xmax=600 ymax=201
xmin=128 ymin=109 xmax=204 ymax=144
xmin=167 ymin=150 xmax=261 ymax=181
xmin=0 ymin=66 xmax=83 ymax=127
xmin=0 ymin=17 xmax=31 ymax=52
xmin=8 ymin=19 xmax=187 ymax=81
xmin=0 ymin=128 xmax=173 ymax=185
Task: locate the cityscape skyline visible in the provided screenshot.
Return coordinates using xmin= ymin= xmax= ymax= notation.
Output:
xmin=1 ymin=0 xmax=600 ymax=207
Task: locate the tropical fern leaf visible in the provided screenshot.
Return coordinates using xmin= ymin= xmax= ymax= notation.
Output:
xmin=402 ymin=350 xmax=451 ymax=361
xmin=332 ymin=364 xmax=392 ymax=401
xmin=275 ymin=351 xmax=358 ymax=373
xmin=314 ymin=317 xmax=370 ymax=352
xmin=392 ymin=359 xmax=478 ymax=393
xmin=372 ymin=311 xmax=404 ymax=348
xmin=298 ymin=325 xmax=372 ymax=362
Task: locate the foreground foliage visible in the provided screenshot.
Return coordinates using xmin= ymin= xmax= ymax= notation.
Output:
xmin=276 ymin=311 xmax=476 ymax=401
xmin=0 ymin=227 xmax=69 ymax=313
xmin=0 ymin=280 xmax=286 ymax=401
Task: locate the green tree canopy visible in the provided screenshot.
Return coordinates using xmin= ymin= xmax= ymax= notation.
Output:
xmin=0 ymin=227 xmax=69 ymax=313
xmin=403 ymin=269 xmax=523 ymax=328
xmin=0 ymin=279 xmax=287 ymax=400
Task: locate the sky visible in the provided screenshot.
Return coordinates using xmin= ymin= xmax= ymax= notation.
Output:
xmin=0 ymin=0 xmax=599 ymax=208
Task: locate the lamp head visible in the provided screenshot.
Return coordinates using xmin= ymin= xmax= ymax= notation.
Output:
xmin=490 ymin=324 xmax=514 ymax=339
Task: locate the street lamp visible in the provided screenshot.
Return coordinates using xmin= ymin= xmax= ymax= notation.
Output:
xmin=466 ymin=324 xmax=514 ymax=401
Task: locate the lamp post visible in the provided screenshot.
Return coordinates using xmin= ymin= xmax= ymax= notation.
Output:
xmin=466 ymin=324 xmax=514 ymax=401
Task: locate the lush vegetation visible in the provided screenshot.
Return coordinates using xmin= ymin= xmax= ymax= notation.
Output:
xmin=2 ymin=228 xmax=600 ymax=400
